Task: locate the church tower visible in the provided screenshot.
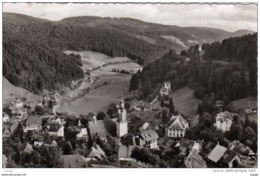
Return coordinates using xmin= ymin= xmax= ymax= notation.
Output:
xmin=116 ymin=100 xmax=128 ymax=137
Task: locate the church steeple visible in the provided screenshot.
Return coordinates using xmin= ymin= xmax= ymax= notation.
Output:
xmin=116 ymin=100 xmax=128 ymax=137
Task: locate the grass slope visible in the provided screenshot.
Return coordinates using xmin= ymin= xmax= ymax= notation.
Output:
xmin=3 ymin=77 xmax=40 ymax=105
xmin=171 ymin=86 xmax=200 ymax=117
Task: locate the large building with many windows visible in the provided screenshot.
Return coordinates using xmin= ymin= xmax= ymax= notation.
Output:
xmin=165 ymin=115 xmax=189 ymax=138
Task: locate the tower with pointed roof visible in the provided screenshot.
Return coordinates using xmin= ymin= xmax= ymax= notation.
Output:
xmin=116 ymin=100 xmax=128 ymax=137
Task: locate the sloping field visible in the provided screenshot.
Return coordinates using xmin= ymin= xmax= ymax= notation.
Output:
xmin=232 ymin=96 xmax=257 ymax=110
xmin=171 ymin=86 xmax=200 ymax=118
xmin=57 ymin=82 xmax=129 ymax=115
xmin=2 ymin=77 xmax=40 ymax=105
xmin=231 ymin=96 xmax=257 ymax=122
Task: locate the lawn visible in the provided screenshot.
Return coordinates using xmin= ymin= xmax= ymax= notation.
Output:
xmin=171 ymin=86 xmax=200 ymax=118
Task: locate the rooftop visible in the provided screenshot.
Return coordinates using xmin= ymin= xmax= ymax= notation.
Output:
xmin=207 ymin=144 xmax=227 ymax=163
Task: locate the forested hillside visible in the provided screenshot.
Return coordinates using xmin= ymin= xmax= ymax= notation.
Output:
xmin=130 ymin=33 xmax=257 ymax=104
xmin=3 ymin=12 xmax=254 ymax=93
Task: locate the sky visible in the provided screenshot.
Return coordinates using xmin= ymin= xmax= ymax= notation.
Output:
xmin=3 ymin=3 xmax=258 ymax=32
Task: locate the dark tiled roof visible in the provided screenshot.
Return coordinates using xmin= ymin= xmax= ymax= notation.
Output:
xmin=26 ymin=115 xmax=41 ymax=126
xmin=221 ymin=150 xmax=238 ymax=164
xmin=140 ymin=130 xmax=159 ymax=141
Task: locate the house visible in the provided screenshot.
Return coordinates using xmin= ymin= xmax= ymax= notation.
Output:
xmin=159 ymin=138 xmax=177 ymax=154
xmin=229 ymin=140 xmax=255 ymax=156
xmin=44 ymin=138 xmax=58 ymax=147
xmin=160 ymin=82 xmax=171 ymax=98
xmin=140 ymin=130 xmax=159 ymax=149
xmin=192 ymin=141 xmax=203 ymax=154
xmin=165 ymin=115 xmax=189 ymax=138
xmin=76 ymin=128 xmax=88 ymax=139
xmin=139 ymin=122 xmax=150 ymax=132
xmin=85 ymin=144 xmax=106 ymax=162
xmin=118 ymin=145 xmax=135 ymax=161
xmin=214 ymin=111 xmax=233 ymax=132
xmin=135 ymin=101 xmax=151 ymax=111
xmin=207 ymin=144 xmax=227 ymax=164
xmin=33 ymin=134 xmax=45 ymax=147
xmin=219 ymin=149 xmax=241 ymax=168
xmin=19 ymin=143 xmax=34 ymax=154
xmin=61 ymin=154 xmax=86 ymax=168
xmin=48 ymin=124 xmax=64 ymax=137
xmin=10 ymin=122 xmax=20 ymax=135
xmin=23 ymin=115 xmax=42 ymax=132
xmin=3 ymin=112 xmax=9 ymax=123
xmin=2 ymin=155 xmax=7 ymax=168
xmin=184 ymin=151 xmax=207 ymax=168
xmin=3 ymin=126 xmax=11 ymax=138
xmin=175 ymin=139 xmax=195 ymax=156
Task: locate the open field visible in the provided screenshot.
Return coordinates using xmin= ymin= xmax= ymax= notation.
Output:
xmin=231 ymin=96 xmax=257 ymax=122
xmin=57 ymin=82 xmax=129 ymax=115
xmin=2 ymin=77 xmax=41 ymax=106
xmin=64 ymin=50 xmax=131 ymax=70
xmin=56 ymin=50 xmax=141 ymax=115
xmin=171 ymin=86 xmax=200 ymax=118
xmin=101 ymin=62 xmax=142 ymax=73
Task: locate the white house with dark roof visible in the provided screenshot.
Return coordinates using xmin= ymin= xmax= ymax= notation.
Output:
xmin=140 ymin=130 xmax=159 ymax=149
xmin=160 ymin=82 xmax=171 ymax=97
xmin=165 ymin=115 xmax=189 ymax=138
xmin=23 ymin=115 xmax=42 ymax=132
xmin=214 ymin=111 xmax=233 ymax=132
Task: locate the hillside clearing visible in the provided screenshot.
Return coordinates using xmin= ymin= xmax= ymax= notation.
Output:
xmin=3 ymin=77 xmax=40 ymax=106
xmin=171 ymin=86 xmax=200 ymax=118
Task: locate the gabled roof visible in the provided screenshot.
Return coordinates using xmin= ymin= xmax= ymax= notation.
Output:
xmin=230 ymin=140 xmax=254 ymax=156
xmin=185 ymin=151 xmax=207 ymax=168
xmin=61 ymin=154 xmax=86 ymax=168
xmin=92 ymin=144 xmax=106 ymax=158
xmin=77 ymin=128 xmax=88 ymax=138
xmin=25 ymin=115 xmax=41 ymax=126
xmin=220 ymin=149 xmax=238 ymax=164
xmin=207 ymin=144 xmax=227 ymax=163
xmin=11 ymin=122 xmax=20 ymax=134
xmin=2 ymin=155 xmax=7 ymax=167
xmin=118 ymin=145 xmax=134 ymax=158
xmin=136 ymin=101 xmax=151 ymax=108
xmin=142 ymin=122 xmax=150 ymax=130
xmin=3 ymin=126 xmax=11 ymax=135
xmin=19 ymin=143 xmax=34 ymax=153
xmin=167 ymin=115 xmax=188 ymax=130
xmin=140 ymin=130 xmax=159 ymax=141
xmin=215 ymin=111 xmax=233 ymax=123
xmin=49 ymin=124 xmax=62 ymax=132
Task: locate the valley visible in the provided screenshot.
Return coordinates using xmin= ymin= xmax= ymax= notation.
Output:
xmin=56 ymin=51 xmax=142 ymax=115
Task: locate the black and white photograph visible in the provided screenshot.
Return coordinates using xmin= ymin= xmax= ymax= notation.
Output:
xmin=1 ymin=1 xmax=258 ymax=172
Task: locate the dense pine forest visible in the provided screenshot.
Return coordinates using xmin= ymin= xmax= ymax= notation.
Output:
xmin=130 ymin=33 xmax=257 ymax=104
xmin=3 ymin=12 xmax=254 ymax=93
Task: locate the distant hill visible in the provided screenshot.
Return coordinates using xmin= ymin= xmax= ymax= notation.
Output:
xmin=3 ymin=12 xmax=255 ymax=93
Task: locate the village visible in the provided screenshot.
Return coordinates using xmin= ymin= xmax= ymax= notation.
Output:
xmin=2 ymin=81 xmax=258 ymax=168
